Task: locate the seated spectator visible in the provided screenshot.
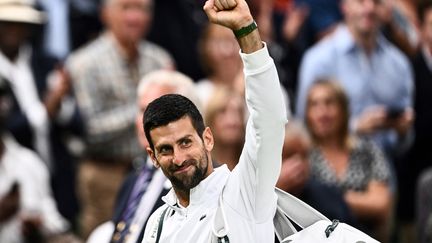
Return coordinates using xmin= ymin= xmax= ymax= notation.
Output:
xmin=304 ymin=80 xmax=392 ymax=242
xmin=276 ymin=120 xmax=357 ymax=226
xmin=204 ymin=85 xmax=245 ymax=170
xmin=0 ymin=79 xmax=80 ymax=243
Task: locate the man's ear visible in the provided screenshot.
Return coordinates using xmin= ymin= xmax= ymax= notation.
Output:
xmin=146 ymin=147 xmax=160 ymax=168
xmin=202 ymin=127 xmax=214 ymax=152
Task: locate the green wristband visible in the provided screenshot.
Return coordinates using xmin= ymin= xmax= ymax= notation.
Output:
xmin=233 ymin=21 xmax=258 ymax=39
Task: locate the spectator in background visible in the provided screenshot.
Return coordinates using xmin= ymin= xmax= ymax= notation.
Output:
xmin=196 ymin=23 xmax=242 ymax=107
xmin=305 ymin=80 xmax=392 ymax=242
xmin=276 ymin=120 xmax=357 ymax=228
xmin=204 ymin=85 xmax=245 ymax=170
xmin=0 ymin=78 xmax=80 ymax=243
xmin=397 ymin=1 xmax=432 ymax=241
xmin=65 ymin=0 xmax=173 ymax=238
xmin=0 ymin=0 xmax=81 ymax=224
xmin=296 ymin=0 xmax=414 ymax=191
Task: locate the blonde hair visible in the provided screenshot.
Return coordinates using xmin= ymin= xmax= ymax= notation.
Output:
xmin=305 ymin=79 xmax=353 ymax=148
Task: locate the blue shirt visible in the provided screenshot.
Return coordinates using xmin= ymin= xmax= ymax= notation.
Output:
xmin=296 ymin=24 xmax=413 ymax=153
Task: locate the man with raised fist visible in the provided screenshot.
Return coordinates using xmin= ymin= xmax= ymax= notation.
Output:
xmin=140 ymin=0 xmax=287 ymax=242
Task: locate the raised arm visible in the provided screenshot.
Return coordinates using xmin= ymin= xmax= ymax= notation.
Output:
xmin=204 ymin=0 xmax=287 ymax=221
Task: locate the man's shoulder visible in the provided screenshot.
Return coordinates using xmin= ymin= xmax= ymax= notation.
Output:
xmin=138 ymin=41 xmax=174 ymax=67
xmin=66 ymin=34 xmax=112 ymax=69
xmin=302 ymin=35 xmax=338 ymax=66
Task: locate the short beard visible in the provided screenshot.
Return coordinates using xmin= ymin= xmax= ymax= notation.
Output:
xmin=168 ymin=149 xmax=209 ymax=192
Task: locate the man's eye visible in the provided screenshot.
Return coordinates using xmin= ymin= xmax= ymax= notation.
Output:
xmin=181 ymin=139 xmax=191 ymax=147
xmin=159 ymin=147 xmax=172 ymax=155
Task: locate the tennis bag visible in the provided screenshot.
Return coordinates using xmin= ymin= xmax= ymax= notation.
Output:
xmin=273 ymin=187 xmax=380 ymax=243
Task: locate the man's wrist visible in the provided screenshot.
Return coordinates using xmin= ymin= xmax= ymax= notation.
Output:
xmin=233 ymin=20 xmax=258 ymax=39
xmin=237 ymin=29 xmax=263 ymax=54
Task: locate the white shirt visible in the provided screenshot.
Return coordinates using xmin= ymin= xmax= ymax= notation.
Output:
xmin=0 ymin=135 xmax=68 ymax=243
xmin=0 ymin=46 xmax=52 ymax=170
xmin=142 ymin=44 xmax=287 ymax=243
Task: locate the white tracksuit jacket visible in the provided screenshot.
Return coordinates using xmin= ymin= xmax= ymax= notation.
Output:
xmin=142 ymin=44 xmax=287 ymax=243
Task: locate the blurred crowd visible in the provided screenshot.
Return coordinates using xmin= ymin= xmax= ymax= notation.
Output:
xmin=0 ymin=0 xmax=431 ymax=242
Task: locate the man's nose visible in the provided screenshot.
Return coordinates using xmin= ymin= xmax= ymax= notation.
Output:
xmin=172 ymin=149 xmax=187 ymax=166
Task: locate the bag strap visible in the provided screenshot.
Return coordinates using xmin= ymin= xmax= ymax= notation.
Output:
xmin=273 ymin=187 xmax=330 ymax=241
xmin=155 ymin=207 xmax=169 ymax=243
xmin=274 ymin=205 xmax=298 ymax=240
xmin=212 ymin=191 xmax=230 ymax=242
xmin=274 ymin=187 xmax=329 ymax=227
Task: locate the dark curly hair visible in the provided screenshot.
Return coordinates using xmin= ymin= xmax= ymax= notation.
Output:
xmin=143 ymin=94 xmax=205 ymax=150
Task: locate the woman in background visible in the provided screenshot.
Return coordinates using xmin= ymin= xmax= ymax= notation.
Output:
xmin=305 ymin=80 xmax=393 ymax=242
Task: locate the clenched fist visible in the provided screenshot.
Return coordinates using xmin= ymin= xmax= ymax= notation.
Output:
xmin=203 ymin=0 xmax=253 ymax=31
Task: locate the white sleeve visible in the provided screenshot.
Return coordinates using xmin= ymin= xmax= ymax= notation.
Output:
xmin=225 ymin=43 xmax=287 ymax=222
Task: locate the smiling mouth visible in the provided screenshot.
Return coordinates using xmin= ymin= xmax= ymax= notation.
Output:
xmin=174 ymin=164 xmax=192 ymax=174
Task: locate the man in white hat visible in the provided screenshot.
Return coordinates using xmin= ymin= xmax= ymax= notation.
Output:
xmin=0 ymin=0 xmax=44 ymax=24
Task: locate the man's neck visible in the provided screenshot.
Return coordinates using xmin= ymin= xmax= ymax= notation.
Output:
xmin=110 ymin=33 xmax=139 ymax=63
xmin=174 ymin=188 xmax=190 ymax=207
xmin=347 ymin=24 xmax=377 ymax=56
